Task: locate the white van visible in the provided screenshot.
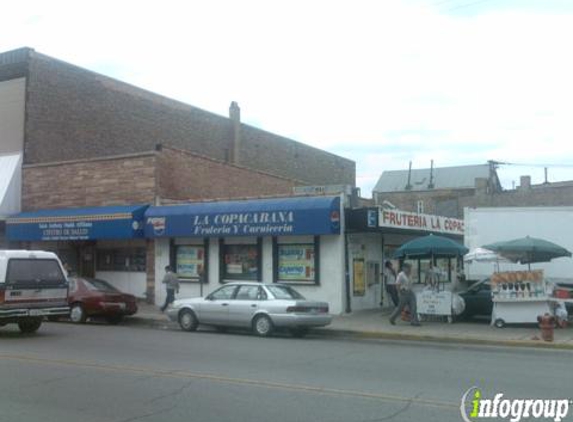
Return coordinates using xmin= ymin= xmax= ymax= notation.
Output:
xmin=0 ymin=250 xmax=69 ymax=333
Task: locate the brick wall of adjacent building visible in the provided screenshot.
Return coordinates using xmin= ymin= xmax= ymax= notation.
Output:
xmin=157 ymin=146 xmax=297 ymax=201
xmin=376 ymin=180 xmax=573 ymax=219
xmin=0 ymin=48 xmax=355 ymax=186
xmin=22 ymin=153 xmax=158 ymax=211
xmin=21 ymin=147 xmax=300 ymax=211
xmin=465 ymin=183 xmax=573 ymax=209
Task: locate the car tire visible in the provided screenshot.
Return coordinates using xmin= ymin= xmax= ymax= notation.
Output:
xmin=178 ymin=309 xmax=198 ymax=332
xmin=494 ymin=318 xmax=506 ymax=328
xmin=18 ymin=318 xmax=42 ymax=334
xmin=106 ymin=315 xmax=124 ymax=325
xmin=70 ymin=303 xmax=87 ymax=324
xmin=252 ymin=314 xmax=274 ymax=337
xmin=290 ymin=328 xmax=309 ymax=338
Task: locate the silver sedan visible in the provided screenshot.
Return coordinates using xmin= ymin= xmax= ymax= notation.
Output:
xmin=166 ymin=282 xmax=332 ymax=337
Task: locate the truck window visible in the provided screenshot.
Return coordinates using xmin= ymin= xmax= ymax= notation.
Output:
xmin=6 ymin=259 xmax=67 ymax=286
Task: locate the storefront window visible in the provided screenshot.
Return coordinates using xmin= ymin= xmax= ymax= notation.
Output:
xmin=221 ymin=244 xmax=260 ymax=281
xmin=96 ymin=248 xmax=146 ymax=272
xmin=276 ymin=243 xmax=317 ymax=284
xmin=175 ymin=245 xmax=205 ymax=279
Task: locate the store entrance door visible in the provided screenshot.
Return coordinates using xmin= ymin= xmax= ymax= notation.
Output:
xmin=79 ymin=244 xmax=96 ymax=278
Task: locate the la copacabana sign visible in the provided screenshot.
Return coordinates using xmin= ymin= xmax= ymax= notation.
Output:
xmin=379 ymin=209 xmax=464 ymax=235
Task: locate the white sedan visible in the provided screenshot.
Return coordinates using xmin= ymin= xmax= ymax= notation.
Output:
xmin=166 ymin=282 xmax=332 ymax=337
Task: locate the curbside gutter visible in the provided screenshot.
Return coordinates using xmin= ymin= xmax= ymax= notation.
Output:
xmin=125 ymin=314 xmax=573 ymax=351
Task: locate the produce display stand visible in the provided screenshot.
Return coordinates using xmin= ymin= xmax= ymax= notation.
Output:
xmin=490 ymin=270 xmax=551 ymax=328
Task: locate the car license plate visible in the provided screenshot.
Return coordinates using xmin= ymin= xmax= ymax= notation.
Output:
xmin=29 ymin=309 xmax=45 ymax=316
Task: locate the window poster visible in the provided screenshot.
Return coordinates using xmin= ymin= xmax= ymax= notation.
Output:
xmin=223 ymin=244 xmax=259 ymax=280
xmin=277 ymin=244 xmax=316 ymax=283
xmin=176 ymin=246 xmax=204 ymax=278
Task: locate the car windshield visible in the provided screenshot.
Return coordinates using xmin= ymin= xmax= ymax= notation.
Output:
xmin=266 ymin=285 xmax=305 ymax=300
xmin=84 ymin=278 xmax=119 ymax=293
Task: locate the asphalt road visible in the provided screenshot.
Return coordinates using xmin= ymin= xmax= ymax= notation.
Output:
xmin=0 ymin=322 xmax=572 ymax=422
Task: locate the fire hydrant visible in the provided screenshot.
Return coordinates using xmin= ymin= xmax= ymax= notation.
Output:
xmin=537 ymin=313 xmax=555 ymax=342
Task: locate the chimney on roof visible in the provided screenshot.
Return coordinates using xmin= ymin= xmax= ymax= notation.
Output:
xmin=428 ymin=160 xmax=435 ymax=189
xmin=519 ymin=175 xmax=531 ymax=191
xmin=229 ymin=101 xmax=241 ymax=164
xmin=405 ymin=161 xmax=413 ymax=190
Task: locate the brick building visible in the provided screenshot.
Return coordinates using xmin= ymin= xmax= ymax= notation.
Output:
xmin=374 ymin=162 xmax=573 ymax=219
xmin=0 ymin=47 xmax=356 ymax=303
xmin=0 ymin=47 xmax=355 ymax=185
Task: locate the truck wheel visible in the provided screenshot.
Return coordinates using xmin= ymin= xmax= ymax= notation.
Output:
xmin=70 ymin=304 xmax=87 ymax=324
xmin=253 ymin=315 xmax=274 ymax=337
xmin=18 ymin=318 xmax=43 ymax=334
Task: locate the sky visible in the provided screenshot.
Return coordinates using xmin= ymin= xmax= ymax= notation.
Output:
xmin=2 ymin=0 xmax=573 ymax=196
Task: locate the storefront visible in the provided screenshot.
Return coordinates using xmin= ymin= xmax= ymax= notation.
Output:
xmin=144 ymin=196 xmax=348 ymax=313
xmin=6 ymin=204 xmax=150 ymax=298
xmin=346 ymin=207 xmax=465 ymax=311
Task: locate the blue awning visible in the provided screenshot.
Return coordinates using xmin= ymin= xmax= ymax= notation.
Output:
xmin=7 ymin=205 xmax=149 ymax=241
xmin=145 ymin=196 xmax=341 ymax=238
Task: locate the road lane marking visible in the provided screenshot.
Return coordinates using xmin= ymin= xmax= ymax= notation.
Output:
xmin=0 ymin=353 xmax=458 ymax=410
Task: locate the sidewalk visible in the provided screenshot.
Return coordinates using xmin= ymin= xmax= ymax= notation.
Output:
xmin=131 ymin=302 xmax=573 ymax=349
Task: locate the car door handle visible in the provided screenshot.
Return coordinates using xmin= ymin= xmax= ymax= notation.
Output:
xmin=221 ymin=303 xmax=229 ymax=307
xmin=251 ymin=304 xmax=257 ymax=308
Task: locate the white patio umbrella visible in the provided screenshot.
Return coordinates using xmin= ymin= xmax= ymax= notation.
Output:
xmin=464 ymin=248 xmax=510 ymax=263
xmin=464 ymin=247 xmax=509 ymax=275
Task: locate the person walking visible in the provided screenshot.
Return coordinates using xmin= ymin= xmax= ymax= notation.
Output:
xmin=383 ymin=261 xmax=399 ymax=307
xmin=389 ymin=263 xmax=421 ymax=326
xmin=160 ymin=265 xmax=180 ymax=312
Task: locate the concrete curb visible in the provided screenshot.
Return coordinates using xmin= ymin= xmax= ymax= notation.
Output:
xmin=126 ymin=315 xmax=573 ymax=350
xmin=312 ymin=328 xmax=573 ymax=351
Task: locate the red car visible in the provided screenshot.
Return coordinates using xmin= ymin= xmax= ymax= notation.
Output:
xmin=66 ymin=277 xmax=138 ymax=324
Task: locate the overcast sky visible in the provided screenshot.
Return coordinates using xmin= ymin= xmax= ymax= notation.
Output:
xmin=3 ymin=0 xmax=573 ymax=196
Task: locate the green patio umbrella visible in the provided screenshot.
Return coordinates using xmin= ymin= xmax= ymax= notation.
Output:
xmin=393 ymin=234 xmax=469 ymax=260
xmin=483 ymin=236 xmax=572 ymax=269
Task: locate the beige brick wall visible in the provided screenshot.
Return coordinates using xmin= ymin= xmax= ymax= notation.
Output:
xmin=22 ymin=153 xmax=157 ymax=210
xmin=157 ymin=147 xmax=298 ymax=201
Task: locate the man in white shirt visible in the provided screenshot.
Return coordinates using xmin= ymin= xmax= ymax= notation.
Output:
xmin=384 ymin=261 xmax=399 ymax=307
xmin=389 ymin=263 xmax=421 ymax=326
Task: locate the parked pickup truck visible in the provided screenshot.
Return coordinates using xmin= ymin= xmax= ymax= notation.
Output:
xmin=0 ymin=250 xmax=69 ymax=333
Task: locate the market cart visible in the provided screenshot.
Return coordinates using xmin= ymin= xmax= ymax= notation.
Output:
xmin=490 ymin=270 xmax=551 ymax=328
xmin=484 ymin=236 xmax=572 ymax=328
xmin=393 ymin=234 xmax=468 ymax=323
